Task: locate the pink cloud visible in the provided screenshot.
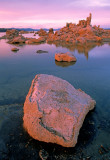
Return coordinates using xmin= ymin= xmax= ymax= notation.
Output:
xmin=0 ymin=0 xmax=110 ymax=28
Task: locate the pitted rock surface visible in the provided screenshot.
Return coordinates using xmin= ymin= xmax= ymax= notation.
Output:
xmin=23 ymin=74 xmax=96 ymax=147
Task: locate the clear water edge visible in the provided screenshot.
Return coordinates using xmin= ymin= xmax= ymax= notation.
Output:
xmin=0 ymin=32 xmax=110 ymax=159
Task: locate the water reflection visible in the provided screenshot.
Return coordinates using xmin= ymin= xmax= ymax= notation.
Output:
xmin=0 ymin=32 xmax=6 ymax=38
xmin=51 ymin=41 xmax=104 ymax=60
xmin=22 ymin=33 xmax=39 ymax=39
xmin=55 ymin=61 xmax=76 ymax=67
xmin=11 ymin=50 xmax=19 ymax=53
xmin=0 ymin=32 xmax=107 ymax=60
xmin=0 ymin=35 xmax=110 ymax=159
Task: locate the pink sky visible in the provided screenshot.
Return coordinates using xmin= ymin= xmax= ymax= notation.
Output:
xmin=0 ymin=0 xmax=110 ymax=29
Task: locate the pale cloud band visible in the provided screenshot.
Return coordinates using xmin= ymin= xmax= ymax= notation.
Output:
xmin=67 ymin=0 xmax=110 ymax=7
xmin=0 ymin=0 xmax=110 ymax=28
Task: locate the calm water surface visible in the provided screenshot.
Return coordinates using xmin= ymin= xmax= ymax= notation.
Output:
xmin=22 ymin=32 xmax=39 ymax=39
xmin=0 ymin=33 xmax=110 ymax=159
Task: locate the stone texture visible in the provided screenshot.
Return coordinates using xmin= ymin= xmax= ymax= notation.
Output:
xmin=19 ymin=30 xmax=29 ymax=34
xmin=39 ymin=149 xmax=49 ymax=160
xmin=11 ymin=48 xmax=19 ymax=51
xmin=5 ymin=14 xmax=110 ymax=46
xmin=77 ymin=13 xmax=92 ymax=28
xmin=6 ymin=29 xmax=19 ymax=39
xmin=23 ymin=74 xmax=96 ymax=147
xmin=38 ymin=13 xmax=110 ymax=44
xmin=8 ymin=35 xmax=26 ymax=44
xmin=37 ymin=29 xmax=47 ymax=36
xmin=55 ymin=52 xmax=77 ymax=62
xmin=25 ymin=37 xmax=46 ymax=44
xmin=49 ymin=28 xmax=54 ymax=34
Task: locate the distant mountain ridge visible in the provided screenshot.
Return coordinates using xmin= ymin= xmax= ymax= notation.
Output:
xmin=105 ymin=28 xmax=110 ymax=30
xmin=0 ymin=27 xmax=109 ymax=32
xmin=0 ymin=28 xmax=61 ymax=32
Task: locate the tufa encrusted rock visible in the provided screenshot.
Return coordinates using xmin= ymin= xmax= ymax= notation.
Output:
xmin=55 ymin=52 xmax=77 ymax=62
xmin=23 ymin=74 xmax=96 ymax=147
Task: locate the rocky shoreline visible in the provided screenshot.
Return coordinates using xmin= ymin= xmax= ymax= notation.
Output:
xmin=1 ymin=13 xmax=110 ymax=46
xmin=0 ymin=103 xmax=110 ymax=160
xmin=2 ymin=13 xmax=110 ymax=45
xmin=23 ymin=74 xmax=96 ymax=147
xmin=0 ymin=14 xmax=110 ymax=160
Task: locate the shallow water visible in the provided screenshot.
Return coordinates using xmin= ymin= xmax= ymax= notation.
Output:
xmin=0 ymin=32 xmax=6 ymax=37
xmin=22 ymin=32 xmax=39 ymax=39
xmin=0 ymin=33 xmax=110 ymax=159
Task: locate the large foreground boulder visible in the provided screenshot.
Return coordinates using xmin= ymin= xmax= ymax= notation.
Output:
xmin=23 ymin=74 xmax=96 ymax=147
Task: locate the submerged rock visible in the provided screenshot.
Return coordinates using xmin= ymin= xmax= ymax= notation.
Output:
xmin=39 ymin=149 xmax=49 ymax=160
xmin=23 ymin=74 xmax=96 ymax=147
xmin=36 ymin=50 xmax=48 ymax=53
xmin=55 ymin=52 xmax=77 ymax=62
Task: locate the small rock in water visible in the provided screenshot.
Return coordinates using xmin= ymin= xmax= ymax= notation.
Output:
xmin=36 ymin=50 xmax=48 ymax=53
xmin=55 ymin=52 xmax=77 ymax=62
xmin=39 ymin=149 xmax=49 ymax=160
xmin=11 ymin=48 xmax=19 ymax=52
xmin=23 ymin=74 xmax=96 ymax=147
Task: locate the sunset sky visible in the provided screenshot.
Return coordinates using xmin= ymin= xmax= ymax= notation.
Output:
xmin=0 ymin=0 xmax=110 ymax=29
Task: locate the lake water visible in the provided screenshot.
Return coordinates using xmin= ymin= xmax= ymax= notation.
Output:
xmin=0 ymin=33 xmax=110 ymax=159
xmin=22 ymin=33 xmax=39 ymax=39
